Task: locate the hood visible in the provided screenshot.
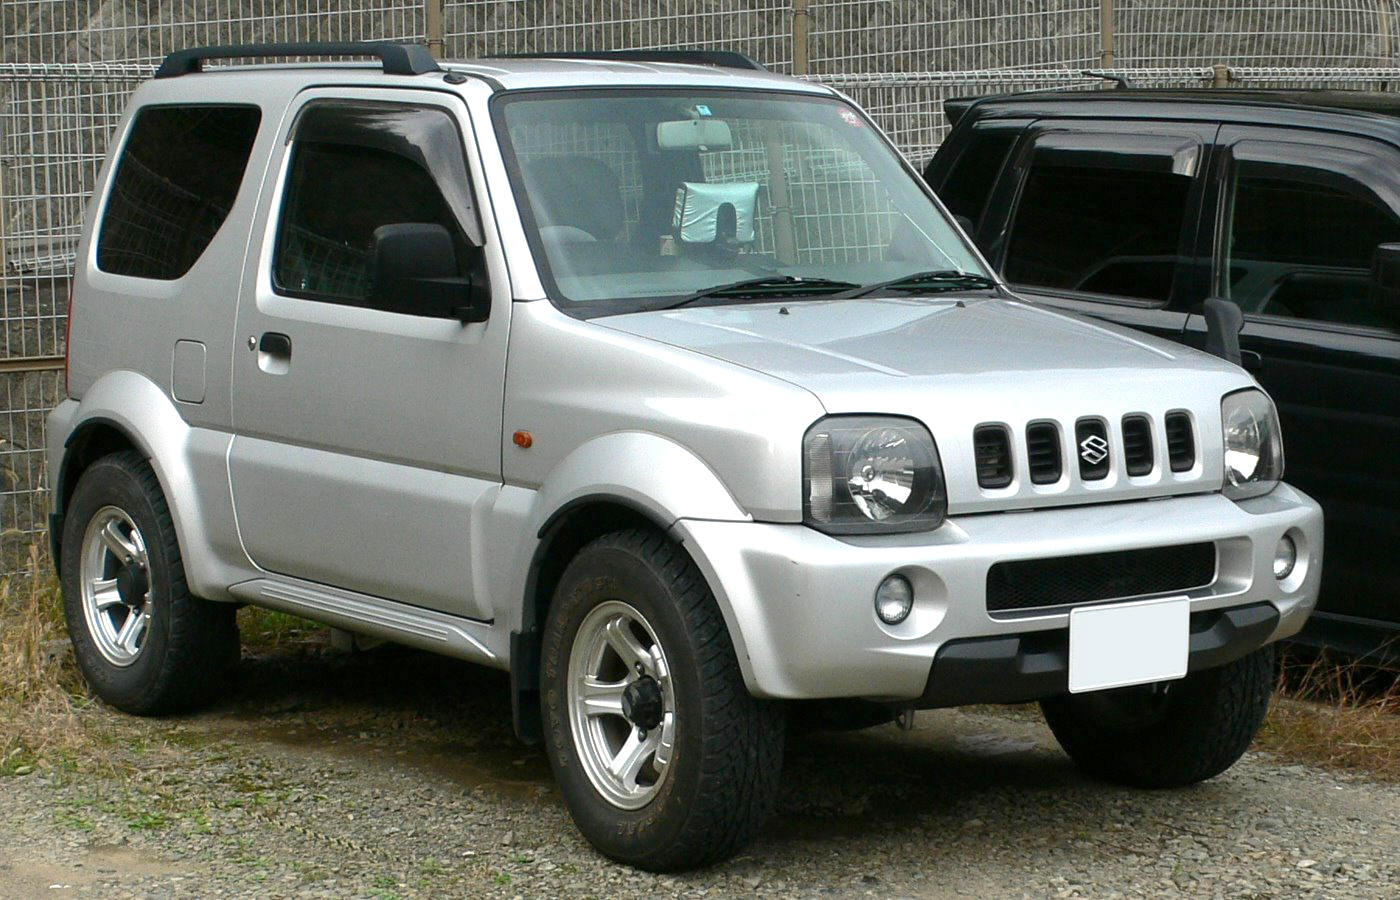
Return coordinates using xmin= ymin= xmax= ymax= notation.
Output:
xmin=600 ymin=296 xmax=1244 ymax=400
xmin=601 ymin=296 xmax=1251 ymax=513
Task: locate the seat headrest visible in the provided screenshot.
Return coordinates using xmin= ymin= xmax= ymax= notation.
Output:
xmin=521 ymin=156 xmax=624 ymax=241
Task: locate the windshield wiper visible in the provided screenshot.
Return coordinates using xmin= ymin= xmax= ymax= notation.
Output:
xmin=662 ymin=275 xmax=860 ymax=310
xmin=840 ymin=269 xmax=999 ymax=299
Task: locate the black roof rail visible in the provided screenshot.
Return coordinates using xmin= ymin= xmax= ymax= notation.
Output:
xmin=492 ymin=50 xmax=766 ymax=72
xmin=155 ymin=41 xmax=441 ymax=79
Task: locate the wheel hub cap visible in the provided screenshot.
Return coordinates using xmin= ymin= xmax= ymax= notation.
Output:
xmin=621 ymin=676 xmax=664 ymax=731
xmin=115 ymin=563 xmax=148 ymax=608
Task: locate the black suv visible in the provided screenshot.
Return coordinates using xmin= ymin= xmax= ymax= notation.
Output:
xmin=926 ymin=89 xmax=1400 ymax=660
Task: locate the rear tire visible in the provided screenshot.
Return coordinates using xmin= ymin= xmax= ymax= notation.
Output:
xmin=61 ymin=451 xmax=239 ymax=715
xmin=540 ymin=528 xmax=784 ymax=871
xmin=1040 ymin=646 xmax=1275 ymax=788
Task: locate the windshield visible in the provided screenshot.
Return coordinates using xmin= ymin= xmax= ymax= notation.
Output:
xmin=493 ymin=89 xmax=991 ymax=314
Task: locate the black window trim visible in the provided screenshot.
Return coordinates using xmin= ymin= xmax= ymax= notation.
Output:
xmin=270 ymin=96 xmax=483 ymax=310
xmin=929 ymin=118 xmax=1028 ymax=238
xmin=94 ymin=101 xmax=263 ymax=282
xmin=996 ymin=124 xmax=1210 ymax=311
xmin=1211 ymin=132 xmax=1400 ymax=340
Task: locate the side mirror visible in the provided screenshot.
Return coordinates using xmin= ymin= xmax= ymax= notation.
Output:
xmin=1203 ymin=296 xmax=1244 ymax=366
xmin=369 ymin=223 xmax=489 ymax=323
xmin=1370 ymin=242 xmax=1400 ymax=325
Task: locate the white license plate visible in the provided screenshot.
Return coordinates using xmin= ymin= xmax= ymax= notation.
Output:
xmin=1068 ymin=596 xmax=1190 ymax=694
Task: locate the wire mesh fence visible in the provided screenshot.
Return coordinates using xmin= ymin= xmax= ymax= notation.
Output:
xmin=6 ymin=1 xmax=1400 ymax=570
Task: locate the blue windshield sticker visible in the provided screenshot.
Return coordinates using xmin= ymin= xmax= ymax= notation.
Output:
xmin=695 ymin=105 xmax=712 ymax=117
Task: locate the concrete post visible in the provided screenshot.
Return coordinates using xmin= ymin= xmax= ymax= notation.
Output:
xmin=1100 ymin=0 xmax=1115 ymax=67
xmin=425 ymin=0 xmax=445 ymax=59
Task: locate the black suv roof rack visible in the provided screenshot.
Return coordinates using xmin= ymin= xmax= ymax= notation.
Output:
xmin=492 ymin=50 xmax=766 ymax=72
xmin=155 ymin=41 xmax=441 ymax=79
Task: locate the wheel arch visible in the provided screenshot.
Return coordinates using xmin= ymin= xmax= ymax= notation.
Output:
xmin=504 ymin=432 xmax=758 ymax=744
xmin=49 ymin=371 xmax=244 ymax=599
xmin=51 ymin=417 xmax=142 ymax=567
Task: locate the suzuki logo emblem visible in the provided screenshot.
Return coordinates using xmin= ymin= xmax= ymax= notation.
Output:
xmin=1079 ymin=434 xmax=1109 ymax=465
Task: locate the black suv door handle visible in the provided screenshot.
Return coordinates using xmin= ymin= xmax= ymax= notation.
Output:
xmin=258 ymin=332 xmax=292 ymax=358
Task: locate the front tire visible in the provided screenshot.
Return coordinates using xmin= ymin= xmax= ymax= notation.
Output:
xmin=61 ymin=451 xmax=238 ymax=715
xmin=540 ymin=529 xmax=784 ymax=871
xmin=1040 ymin=646 xmax=1275 ymax=788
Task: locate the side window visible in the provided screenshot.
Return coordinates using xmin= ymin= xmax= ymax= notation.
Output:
xmin=274 ymin=101 xmax=477 ymax=307
xmin=1004 ymin=161 xmax=1192 ymax=304
xmin=97 ymin=105 xmax=261 ymax=279
xmin=1225 ymin=159 xmax=1400 ymax=330
xmin=935 ymin=129 xmax=1016 ymax=229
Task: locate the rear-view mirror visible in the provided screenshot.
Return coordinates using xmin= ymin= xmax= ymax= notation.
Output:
xmin=1370 ymin=242 xmax=1400 ymax=326
xmin=657 ymin=118 xmax=733 ymax=150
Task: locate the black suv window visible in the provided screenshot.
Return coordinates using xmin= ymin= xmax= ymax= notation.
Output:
xmin=1225 ymin=159 xmax=1400 ymax=330
xmin=96 ymin=105 xmax=261 ymax=279
xmin=1005 ymin=162 xmax=1191 ymax=304
xmin=935 ymin=129 xmax=1016 ymax=230
xmin=274 ymin=101 xmax=478 ymax=307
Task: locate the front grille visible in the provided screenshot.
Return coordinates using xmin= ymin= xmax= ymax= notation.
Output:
xmin=1074 ymin=417 xmax=1110 ymax=481
xmin=1026 ymin=421 xmax=1062 ymax=484
xmin=1165 ymin=412 xmax=1195 ymax=472
xmin=1121 ymin=414 xmax=1154 ymax=477
xmin=974 ymin=424 xmax=1013 ymax=488
xmin=986 ymin=542 xmax=1218 ymax=613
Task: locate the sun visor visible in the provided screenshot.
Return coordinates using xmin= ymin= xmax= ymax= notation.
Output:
xmin=672 ymin=181 xmax=760 ymax=244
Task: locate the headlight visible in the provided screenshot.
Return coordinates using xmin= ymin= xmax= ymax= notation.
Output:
xmin=1220 ymin=388 xmax=1284 ymax=500
xmin=803 ymin=415 xmax=946 ymax=534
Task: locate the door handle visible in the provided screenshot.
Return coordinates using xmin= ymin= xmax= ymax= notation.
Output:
xmin=254 ymin=332 xmax=292 ymax=375
xmin=258 ymin=332 xmax=292 ymax=358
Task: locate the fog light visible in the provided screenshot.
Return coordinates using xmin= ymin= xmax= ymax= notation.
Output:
xmin=1273 ymin=535 xmax=1297 ymax=580
xmin=875 ymin=574 xmax=914 ymax=625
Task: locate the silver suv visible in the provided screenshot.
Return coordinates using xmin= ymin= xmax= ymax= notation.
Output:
xmin=48 ymin=42 xmax=1323 ymax=870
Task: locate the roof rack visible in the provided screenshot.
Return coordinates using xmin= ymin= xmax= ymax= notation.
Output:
xmin=492 ymin=50 xmax=766 ymax=72
xmin=155 ymin=41 xmax=441 ymax=79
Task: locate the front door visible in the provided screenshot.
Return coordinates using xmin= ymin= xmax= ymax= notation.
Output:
xmin=228 ymin=87 xmax=509 ymax=619
xmin=1189 ymin=126 xmax=1400 ymax=628
xmin=981 ymin=120 xmax=1219 ymax=341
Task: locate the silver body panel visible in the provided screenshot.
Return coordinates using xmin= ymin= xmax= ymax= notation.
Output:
xmin=48 ymin=58 xmax=1324 ymax=703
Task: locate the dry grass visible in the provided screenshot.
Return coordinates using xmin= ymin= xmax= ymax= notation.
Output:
xmin=0 ymin=544 xmax=87 ymax=777
xmin=3 ymin=539 xmax=1398 ymax=782
xmin=1257 ymin=650 xmax=1400 ymax=781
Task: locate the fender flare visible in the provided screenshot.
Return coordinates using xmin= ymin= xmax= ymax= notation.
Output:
xmin=504 ymin=431 xmax=756 ymax=741
xmin=53 ymin=371 xmax=244 ymax=599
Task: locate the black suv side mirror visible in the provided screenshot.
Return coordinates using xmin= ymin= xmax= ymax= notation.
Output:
xmin=1370 ymin=242 xmax=1400 ymax=326
xmin=369 ymin=223 xmax=489 ymax=323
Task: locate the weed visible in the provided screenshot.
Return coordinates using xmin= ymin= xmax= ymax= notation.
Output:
xmin=1255 ymin=650 xmax=1400 ymax=781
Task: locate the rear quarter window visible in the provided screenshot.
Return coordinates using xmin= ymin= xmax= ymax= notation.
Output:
xmin=96 ymin=105 xmax=261 ymax=280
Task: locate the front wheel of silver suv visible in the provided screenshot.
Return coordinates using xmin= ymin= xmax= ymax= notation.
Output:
xmin=1040 ymin=645 xmax=1275 ymax=788
xmin=540 ymin=529 xmax=784 ymax=871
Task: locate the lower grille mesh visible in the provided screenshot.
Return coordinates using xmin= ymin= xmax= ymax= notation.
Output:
xmin=987 ymin=542 xmax=1217 ymax=613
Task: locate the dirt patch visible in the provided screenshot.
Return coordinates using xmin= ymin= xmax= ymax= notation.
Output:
xmin=0 ymin=642 xmax=1396 ymax=898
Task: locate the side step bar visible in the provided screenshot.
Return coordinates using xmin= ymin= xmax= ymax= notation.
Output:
xmin=228 ymin=577 xmax=501 ymax=668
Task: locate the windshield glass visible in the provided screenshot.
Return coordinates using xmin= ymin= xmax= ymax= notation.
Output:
xmin=493 ymin=89 xmax=990 ymax=314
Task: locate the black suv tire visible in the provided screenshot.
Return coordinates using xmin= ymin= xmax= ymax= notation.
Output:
xmin=61 ymin=451 xmax=239 ymax=715
xmin=1040 ymin=646 xmax=1275 ymax=788
xmin=540 ymin=528 xmax=784 ymax=871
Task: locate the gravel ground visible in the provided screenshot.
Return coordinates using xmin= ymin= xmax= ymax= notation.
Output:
xmin=2 ymin=643 xmax=1398 ymax=899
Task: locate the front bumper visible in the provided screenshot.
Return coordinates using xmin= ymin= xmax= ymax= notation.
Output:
xmin=674 ymin=483 xmax=1322 ymax=703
